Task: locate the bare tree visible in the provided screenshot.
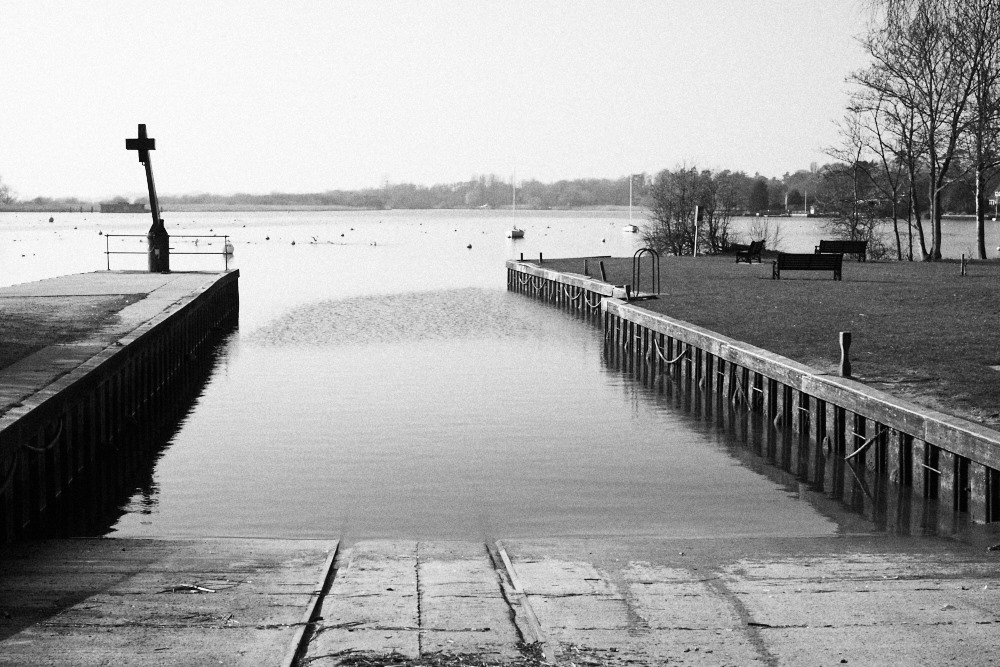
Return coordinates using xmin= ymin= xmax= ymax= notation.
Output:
xmin=959 ymin=0 xmax=1000 ymax=258
xmin=642 ymin=167 xmax=733 ymax=256
xmin=861 ymin=0 xmax=982 ymax=259
xmin=0 ymin=176 xmax=14 ymax=205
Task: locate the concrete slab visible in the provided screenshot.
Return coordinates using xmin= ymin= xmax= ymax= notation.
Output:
xmin=501 ymin=536 xmax=1000 ymax=666
xmin=304 ymin=541 xmax=521 ymax=665
xmin=0 ymin=271 xmax=235 ymax=416
xmin=0 ymin=537 xmax=336 ymax=666
xmin=307 ymin=540 xmax=421 ymax=662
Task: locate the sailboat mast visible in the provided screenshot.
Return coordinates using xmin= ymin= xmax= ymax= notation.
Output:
xmin=512 ymin=171 xmax=516 ymax=219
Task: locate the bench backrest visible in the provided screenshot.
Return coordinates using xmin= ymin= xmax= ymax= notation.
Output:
xmin=817 ymin=240 xmax=866 ymax=253
xmin=777 ymin=252 xmax=842 ymax=268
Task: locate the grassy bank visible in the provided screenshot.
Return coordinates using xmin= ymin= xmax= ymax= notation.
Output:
xmin=539 ymin=255 xmax=1000 ymax=428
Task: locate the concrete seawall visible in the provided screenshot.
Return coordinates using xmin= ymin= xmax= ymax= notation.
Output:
xmin=507 ymin=258 xmax=1000 ymax=527
xmin=0 ymin=271 xmax=239 ymax=542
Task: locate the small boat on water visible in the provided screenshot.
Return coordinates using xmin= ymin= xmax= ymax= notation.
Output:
xmin=622 ymin=224 xmax=639 ymax=233
xmin=507 ymin=227 xmax=525 ymax=239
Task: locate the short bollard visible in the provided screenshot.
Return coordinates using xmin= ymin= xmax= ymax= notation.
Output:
xmin=840 ymin=331 xmax=852 ymax=378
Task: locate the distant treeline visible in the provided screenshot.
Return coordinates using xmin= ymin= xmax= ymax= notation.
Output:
xmin=4 ymin=163 xmax=995 ymax=214
xmin=90 ymin=171 xmax=834 ymax=212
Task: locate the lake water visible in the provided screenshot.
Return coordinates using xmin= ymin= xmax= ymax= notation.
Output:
xmin=0 ymin=209 xmax=991 ymax=541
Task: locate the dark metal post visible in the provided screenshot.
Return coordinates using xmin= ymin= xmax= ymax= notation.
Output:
xmin=126 ymin=124 xmax=169 ymax=273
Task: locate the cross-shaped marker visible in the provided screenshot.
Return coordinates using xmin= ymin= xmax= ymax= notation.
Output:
xmin=124 ymin=123 xmax=168 ymax=271
xmin=125 ymin=124 xmax=156 ymax=164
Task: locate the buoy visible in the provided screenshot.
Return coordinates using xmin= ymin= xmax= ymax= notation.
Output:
xmin=48 ymin=217 xmax=54 ymax=222
xmin=265 ymin=236 xmax=270 ymax=240
xmin=291 ymin=240 xmax=296 ymax=245
xmin=467 ymin=244 xmax=472 ymax=249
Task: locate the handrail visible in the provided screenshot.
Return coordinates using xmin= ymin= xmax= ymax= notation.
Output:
xmin=105 ymin=234 xmax=233 ymax=270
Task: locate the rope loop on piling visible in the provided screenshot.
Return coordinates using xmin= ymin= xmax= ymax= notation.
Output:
xmin=563 ymin=285 xmax=583 ymax=301
xmin=583 ymin=292 xmax=602 ymax=309
xmin=531 ymin=276 xmax=545 ymax=291
xmin=21 ymin=416 xmax=64 ymax=454
xmin=516 ymin=273 xmax=530 ymax=286
xmin=652 ymin=338 xmax=689 ymax=365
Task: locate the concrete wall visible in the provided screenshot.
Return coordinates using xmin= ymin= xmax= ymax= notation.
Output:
xmin=0 ymin=272 xmax=239 ymax=542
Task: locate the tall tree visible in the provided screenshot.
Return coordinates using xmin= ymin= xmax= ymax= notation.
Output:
xmin=642 ymin=167 xmax=733 ymax=255
xmin=959 ymin=0 xmax=1000 ymax=258
xmin=860 ymin=0 xmax=982 ymax=259
xmin=0 ymin=175 xmax=13 ymax=205
xmin=748 ymin=179 xmax=769 ymax=212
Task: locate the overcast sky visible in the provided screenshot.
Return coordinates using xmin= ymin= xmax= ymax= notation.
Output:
xmin=2 ymin=1 xmax=869 ymax=200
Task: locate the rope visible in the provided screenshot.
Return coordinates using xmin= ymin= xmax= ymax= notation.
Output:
xmin=652 ymin=338 xmax=688 ymax=365
xmin=531 ymin=276 xmax=545 ymax=290
xmin=516 ymin=273 xmax=530 ymax=286
xmin=583 ymin=292 xmax=602 ymax=309
xmin=844 ymin=427 xmax=889 ymax=462
xmin=0 ymin=454 xmax=18 ymax=496
xmin=22 ymin=417 xmax=64 ymax=453
xmin=731 ymin=377 xmax=750 ymax=407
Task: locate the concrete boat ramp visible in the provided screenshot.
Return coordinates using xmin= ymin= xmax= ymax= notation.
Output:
xmin=4 ymin=535 xmax=1000 ymax=665
xmin=3 ymin=271 xmax=1000 ymax=664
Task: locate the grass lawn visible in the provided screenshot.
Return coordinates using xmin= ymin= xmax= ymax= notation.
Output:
xmin=538 ymin=254 xmax=1000 ymax=429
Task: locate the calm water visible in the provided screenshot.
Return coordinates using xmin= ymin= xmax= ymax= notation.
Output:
xmin=0 ymin=209 xmax=993 ymax=541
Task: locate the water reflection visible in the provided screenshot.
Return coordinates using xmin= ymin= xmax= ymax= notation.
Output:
xmin=30 ymin=324 xmax=237 ymax=538
xmin=616 ymin=350 xmax=970 ymax=539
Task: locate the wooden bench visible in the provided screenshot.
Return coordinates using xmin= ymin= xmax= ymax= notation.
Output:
xmin=772 ymin=252 xmax=843 ymax=280
xmin=815 ymin=239 xmax=867 ymax=261
xmin=732 ymin=240 xmax=764 ymax=264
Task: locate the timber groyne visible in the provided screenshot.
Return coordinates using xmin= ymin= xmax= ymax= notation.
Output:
xmin=0 ymin=271 xmax=239 ymax=542
xmin=507 ymin=258 xmax=1000 ymax=528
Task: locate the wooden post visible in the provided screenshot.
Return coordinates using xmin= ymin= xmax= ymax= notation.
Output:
xmin=840 ymin=332 xmax=852 ymax=377
xmin=599 ymin=261 xmax=607 ymax=282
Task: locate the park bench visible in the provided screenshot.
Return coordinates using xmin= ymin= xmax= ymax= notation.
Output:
xmin=732 ymin=240 xmax=764 ymax=264
xmin=772 ymin=252 xmax=843 ymax=280
xmin=815 ymin=239 xmax=867 ymax=261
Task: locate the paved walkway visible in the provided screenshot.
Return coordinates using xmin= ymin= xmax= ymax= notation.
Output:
xmin=0 ymin=537 xmax=336 ymax=666
xmin=6 ymin=534 xmax=1000 ymax=666
xmin=299 ymin=535 xmax=1000 ymax=666
xmin=0 ymin=271 xmax=232 ymax=416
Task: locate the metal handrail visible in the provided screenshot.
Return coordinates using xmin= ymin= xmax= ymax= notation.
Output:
xmin=104 ymin=234 xmax=233 ymax=270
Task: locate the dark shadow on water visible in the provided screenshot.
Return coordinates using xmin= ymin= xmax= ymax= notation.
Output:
xmin=25 ymin=323 xmax=239 ymax=539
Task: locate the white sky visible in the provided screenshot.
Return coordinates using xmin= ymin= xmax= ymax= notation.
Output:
xmin=1 ymin=1 xmax=869 ymax=199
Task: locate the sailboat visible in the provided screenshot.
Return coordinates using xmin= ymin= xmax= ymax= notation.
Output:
xmin=623 ymin=174 xmax=639 ymax=232
xmin=507 ymin=174 xmax=524 ymax=238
